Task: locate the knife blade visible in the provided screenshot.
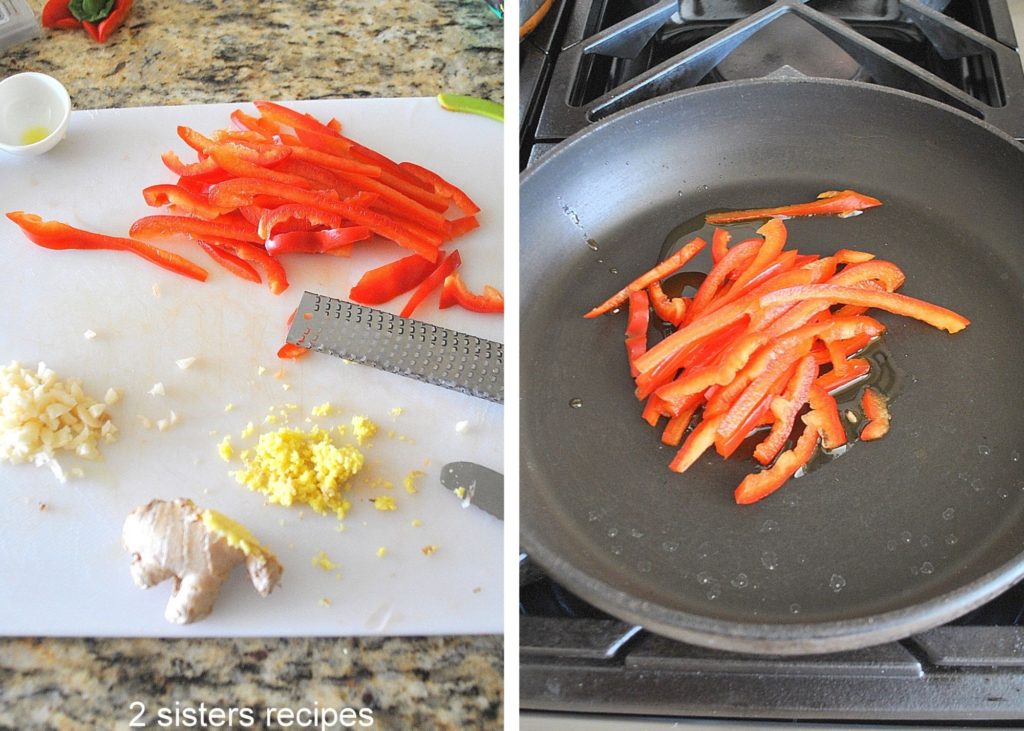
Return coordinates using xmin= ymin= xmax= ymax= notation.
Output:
xmin=440 ymin=462 xmax=503 ymax=520
xmin=286 ymin=291 xmax=503 ymax=403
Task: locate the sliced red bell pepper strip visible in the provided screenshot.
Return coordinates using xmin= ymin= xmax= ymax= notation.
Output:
xmin=328 ymin=170 xmax=448 ymax=232
xmin=753 ymin=354 xmax=817 ymax=465
xmin=129 ymin=214 xmax=262 ymax=245
xmin=96 ymin=0 xmax=132 ymax=43
xmin=735 ymin=424 xmax=820 ymax=505
xmin=161 ymin=151 xmax=221 ymax=178
xmin=196 ymin=240 xmax=262 ymax=284
xmin=706 ymin=189 xmax=883 ymax=225
xmin=400 ymin=250 xmax=461 ymax=318
xmin=292 ymin=127 xmax=427 ymax=191
xmin=209 ymin=145 xmax=312 ymax=189
xmin=635 ymin=268 xmax=816 ymax=377
xmin=661 ymin=396 xmax=702 ymax=447
xmin=42 ymin=0 xmax=82 ymax=29
xmin=622 ymin=290 xmax=650 ymax=377
xmin=202 ymin=236 xmax=289 ymax=295
xmin=258 ymin=204 xmax=344 ymax=239
xmin=835 ymin=249 xmax=875 ymax=264
xmin=827 ymin=260 xmax=905 ymax=292
xmin=398 ymin=162 xmax=481 ymax=215
xmin=177 ymin=125 xmax=216 ymax=155
xmin=6 ymin=212 xmax=207 ymax=282
xmin=230 ymin=109 xmax=278 ymax=136
xmin=585 ymin=236 xmax=707 ymax=318
xmin=711 ymin=227 xmax=730 ymax=265
xmin=438 ymin=271 xmax=504 ymax=314
xmin=445 ymin=215 xmax=480 ymax=239
xmin=208 ymin=178 xmax=439 ymax=261
xmin=349 ymin=253 xmax=439 ymax=305
xmin=669 ymin=413 xmax=723 ymax=473
xmin=642 ymin=394 xmax=667 ymax=427
xmin=266 ymin=227 xmax=371 ymax=256
xmin=142 ymin=184 xmax=235 ymax=221
xmin=687 ymin=239 xmax=764 ymax=322
xmin=860 ymin=387 xmax=891 ymax=441
xmin=729 ymin=218 xmax=788 ymax=294
xmin=815 ymin=357 xmax=870 ymax=393
xmin=648 ymin=281 xmax=686 ymax=327
xmin=253 ymin=100 xmax=340 ymax=138
xmin=759 ymin=284 xmax=970 ymax=334
xmin=802 ymin=384 xmax=847 ymax=449
xmin=655 ymin=331 xmax=768 ymax=410
xmin=283 ymin=145 xmax=383 ymax=178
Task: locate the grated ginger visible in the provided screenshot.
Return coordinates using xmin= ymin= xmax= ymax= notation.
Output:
xmin=232 ymin=426 xmax=364 ymax=519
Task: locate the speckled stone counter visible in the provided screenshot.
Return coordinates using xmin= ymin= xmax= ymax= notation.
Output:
xmin=0 ymin=2 xmax=503 ymax=728
xmin=0 ymin=0 xmax=502 ymax=108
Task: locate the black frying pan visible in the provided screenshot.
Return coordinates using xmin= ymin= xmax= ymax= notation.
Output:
xmin=520 ymin=78 xmax=1024 ymax=654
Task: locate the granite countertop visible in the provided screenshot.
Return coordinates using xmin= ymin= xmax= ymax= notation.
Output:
xmin=0 ymin=2 xmax=503 ymax=729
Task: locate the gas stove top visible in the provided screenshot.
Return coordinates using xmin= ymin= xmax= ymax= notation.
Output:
xmin=521 ymin=0 xmax=1024 ymax=168
xmin=519 ymin=0 xmax=1024 ymax=721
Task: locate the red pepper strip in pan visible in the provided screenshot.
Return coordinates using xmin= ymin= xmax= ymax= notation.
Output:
xmin=586 ymin=236 xmax=707 ymax=318
xmin=816 ymin=357 xmax=870 ymax=393
xmin=623 ymin=290 xmax=650 ymax=377
xmin=258 ymin=204 xmax=344 ymax=239
xmin=96 ymin=0 xmax=132 ymax=42
xmin=759 ymin=285 xmax=970 ymax=334
xmin=754 ymin=354 xmax=817 ymax=465
xmin=142 ymin=184 xmax=235 ymax=220
xmin=41 ymin=0 xmax=81 ymax=28
xmin=706 ymin=189 xmax=883 ymax=225
xmin=267 ymin=228 xmax=371 ymax=256
xmin=711 ymin=227 xmax=730 ymax=265
xmin=835 ymin=249 xmax=875 ymax=264
xmin=202 ymin=237 xmax=289 ymax=295
xmin=438 ymin=272 xmax=505 ymax=314
xmin=729 ymin=219 xmax=788 ymax=294
xmin=669 ymin=413 xmax=724 ymax=473
xmin=660 ymin=395 xmax=703 ymax=447
xmin=642 ymin=394 xmax=668 ymax=427
xmin=860 ymin=387 xmax=891 ymax=441
xmin=400 ymin=250 xmax=462 ymax=318
xmin=398 ymin=162 xmax=481 ymax=215
xmin=735 ymin=425 xmax=820 ymax=505
xmin=648 ymin=281 xmax=686 ymax=326
xmin=687 ymin=239 xmax=760 ymax=323
xmin=208 ymin=178 xmax=440 ymax=261
xmin=655 ymin=332 xmax=768 ymax=410
xmin=196 ymin=240 xmax=262 ymax=283
xmin=714 ymin=378 xmax=784 ymax=459
xmin=253 ymin=100 xmax=340 ymax=138
xmin=349 ymin=253 xmax=440 ymax=305
xmin=802 ymin=384 xmax=847 ymax=449
xmin=635 ymin=268 xmax=815 ymax=376
xmin=209 ymin=146 xmax=313 ymax=189
xmin=714 ymin=322 xmax=832 ymax=449
xmin=6 ymin=212 xmax=208 ymax=282
xmin=130 ymin=215 xmax=262 ymax=245
xmin=828 ymin=260 xmax=906 ymax=293
xmin=161 ymin=151 xmax=221 ymax=178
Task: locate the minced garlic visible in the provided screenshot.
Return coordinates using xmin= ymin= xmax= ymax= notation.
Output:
xmin=0 ymin=361 xmax=118 ymax=481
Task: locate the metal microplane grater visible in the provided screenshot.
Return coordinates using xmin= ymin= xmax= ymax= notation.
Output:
xmin=286 ymin=292 xmax=503 ymax=403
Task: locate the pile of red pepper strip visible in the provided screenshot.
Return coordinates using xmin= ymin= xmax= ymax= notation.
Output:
xmin=5 ymin=101 xmax=503 ymax=362
xmin=587 ymin=205 xmax=970 ymax=505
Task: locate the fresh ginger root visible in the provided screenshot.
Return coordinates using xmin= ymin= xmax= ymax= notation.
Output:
xmin=122 ymin=498 xmax=283 ymax=624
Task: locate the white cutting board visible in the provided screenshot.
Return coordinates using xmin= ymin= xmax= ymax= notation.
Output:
xmin=0 ymin=98 xmax=503 ymax=637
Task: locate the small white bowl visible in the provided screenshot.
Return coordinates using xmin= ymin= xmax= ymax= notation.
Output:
xmin=0 ymin=72 xmax=72 ymax=157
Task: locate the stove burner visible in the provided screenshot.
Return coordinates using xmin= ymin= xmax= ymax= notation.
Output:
xmin=712 ymin=12 xmax=866 ymax=81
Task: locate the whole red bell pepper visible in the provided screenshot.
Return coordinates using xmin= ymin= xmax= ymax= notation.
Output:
xmin=41 ymin=0 xmax=81 ymax=29
xmin=349 ymin=253 xmax=439 ymax=305
xmin=706 ymin=190 xmax=883 ymax=225
xmin=438 ymin=272 xmax=504 ymax=314
xmin=6 ymin=211 xmax=207 ymax=282
xmin=400 ymin=250 xmax=461 ymax=318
